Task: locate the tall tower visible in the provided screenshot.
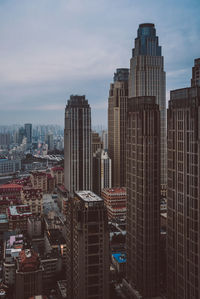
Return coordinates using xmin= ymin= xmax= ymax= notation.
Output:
xmin=93 ymin=149 xmax=112 ymax=196
xmin=64 ymin=95 xmax=92 ymax=194
xmin=66 ymin=191 xmax=109 ymax=299
xmin=24 ymin=123 xmax=32 ymax=145
xmin=108 ymin=68 xmax=129 ymax=187
xmin=129 ymin=23 xmax=166 ymax=187
xmin=126 ymin=96 xmax=160 ymax=298
xmin=167 ymin=59 xmax=200 ymax=299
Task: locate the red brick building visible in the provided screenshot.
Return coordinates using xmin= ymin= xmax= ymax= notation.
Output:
xmin=101 ymin=187 xmax=126 ymax=221
xmin=0 ymin=183 xmax=22 ymax=199
xmin=7 ymin=205 xmax=32 ymax=231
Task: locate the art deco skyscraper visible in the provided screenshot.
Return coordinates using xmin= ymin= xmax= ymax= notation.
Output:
xmin=108 ymin=68 xmax=129 ymax=187
xmin=64 ymin=95 xmax=92 ymax=194
xmin=167 ymin=59 xmax=200 ymax=299
xmin=125 ymin=96 xmax=160 ymax=298
xmin=129 ymin=23 xmax=166 ymax=187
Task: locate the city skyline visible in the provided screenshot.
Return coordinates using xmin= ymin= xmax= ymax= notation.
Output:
xmin=0 ymin=0 xmax=199 ymax=126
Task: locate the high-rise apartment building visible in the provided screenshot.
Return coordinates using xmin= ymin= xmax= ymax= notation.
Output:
xmin=108 ymin=68 xmax=129 ymax=187
xmin=167 ymin=59 xmax=200 ymax=299
xmin=66 ymin=191 xmax=109 ymax=299
xmin=64 ymin=95 xmax=92 ymax=194
xmin=125 ymin=96 xmax=160 ymax=298
xmin=92 ymin=149 xmax=112 ymax=196
xmin=129 ymin=23 xmax=166 ymax=187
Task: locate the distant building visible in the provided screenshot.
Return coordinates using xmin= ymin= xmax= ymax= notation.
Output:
xmin=101 ymin=187 xmax=126 ymax=221
xmin=101 ymin=130 xmax=108 ymax=151
xmin=66 ymin=191 xmax=109 ymax=299
xmin=191 ymin=57 xmax=200 ymax=87
xmin=0 ymin=158 xmax=21 ymax=175
xmin=0 ymin=133 xmax=11 ymax=147
xmin=24 ymin=123 xmax=32 ymax=145
xmin=93 ymin=149 xmax=112 ymax=196
xmin=92 ymin=131 xmax=103 ymax=154
xmin=108 ymin=68 xmax=129 ymax=187
xmin=15 ymin=249 xmax=43 ymax=299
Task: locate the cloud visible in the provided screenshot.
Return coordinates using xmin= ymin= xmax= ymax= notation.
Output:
xmin=0 ymin=0 xmax=199 ymax=125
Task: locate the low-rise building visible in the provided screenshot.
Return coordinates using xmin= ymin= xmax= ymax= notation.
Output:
xmin=30 ymin=171 xmax=48 ymax=193
xmin=21 ymin=187 xmax=43 ymax=215
xmin=3 ymin=234 xmax=24 ymax=286
xmin=45 ymin=229 xmax=66 ymax=261
xmin=7 ymin=205 xmax=32 ymax=231
xmin=0 ymin=184 xmax=22 ymax=199
xmin=101 ymin=187 xmax=126 ymax=221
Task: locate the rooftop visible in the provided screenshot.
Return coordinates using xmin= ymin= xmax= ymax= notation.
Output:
xmin=112 ymin=252 xmax=126 ymax=264
xmin=76 ymin=191 xmax=103 ymax=202
xmin=8 ymin=205 xmax=32 ymax=217
xmin=0 ymin=183 xmax=22 ymax=190
xmin=102 ymin=187 xmax=126 ymax=195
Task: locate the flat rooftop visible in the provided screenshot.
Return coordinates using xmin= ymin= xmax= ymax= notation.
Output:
xmin=112 ymin=252 xmax=126 ymax=264
xmin=8 ymin=205 xmax=32 ymax=216
xmin=76 ymin=191 xmax=103 ymax=202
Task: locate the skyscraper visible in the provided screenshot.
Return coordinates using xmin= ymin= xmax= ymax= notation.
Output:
xmin=167 ymin=59 xmax=200 ymax=299
xmin=108 ymin=68 xmax=129 ymax=187
xmin=64 ymin=95 xmax=92 ymax=194
xmin=93 ymin=149 xmax=112 ymax=196
xmin=129 ymin=23 xmax=166 ymax=187
xmin=24 ymin=123 xmax=32 ymax=145
xmin=125 ymin=96 xmax=160 ymax=298
xmin=66 ymin=191 xmax=109 ymax=299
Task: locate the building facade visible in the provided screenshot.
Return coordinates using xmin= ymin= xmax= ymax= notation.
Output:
xmin=167 ymin=60 xmax=200 ymax=299
xmin=66 ymin=191 xmax=109 ymax=299
xmin=92 ymin=131 xmax=103 ymax=155
xmin=101 ymin=187 xmax=126 ymax=221
xmin=126 ymin=96 xmax=160 ymax=298
xmin=129 ymin=23 xmax=166 ymax=187
xmin=93 ymin=149 xmax=112 ymax=196
xmin=64 ymin=95 xmax=92 ymax=194
xmin=15 ymin=249 xmax=43 ymax=299
xmin=108 ymin=68 xmax=129 ymax=187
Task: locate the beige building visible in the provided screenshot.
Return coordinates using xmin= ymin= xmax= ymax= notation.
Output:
xmin=126 ymin=96 xmax=160 ymax=298
xmin=30 ymin=171 xmax=48 ymax=193
xmin=51 ymin=166 xmax=64 ymax=186
xmin=66 ymin=191 xmax=109 ymax=299
xmin=21 ymin=187 xmax=43 ymax=215
xmin=167 ymin=59 xmax=200 ymax=299
xmin=129 ymin=23 xmax=166 ymax=187
xmin=108 ymin=68 xmax=129 ymax=187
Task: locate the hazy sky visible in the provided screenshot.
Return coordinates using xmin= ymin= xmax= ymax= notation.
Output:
xmin=0 ymin=0 xmax=199 ymax=127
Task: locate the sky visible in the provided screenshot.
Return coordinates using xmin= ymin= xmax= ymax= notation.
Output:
xmin=0 ymin=0 xmax=199 ymax=127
